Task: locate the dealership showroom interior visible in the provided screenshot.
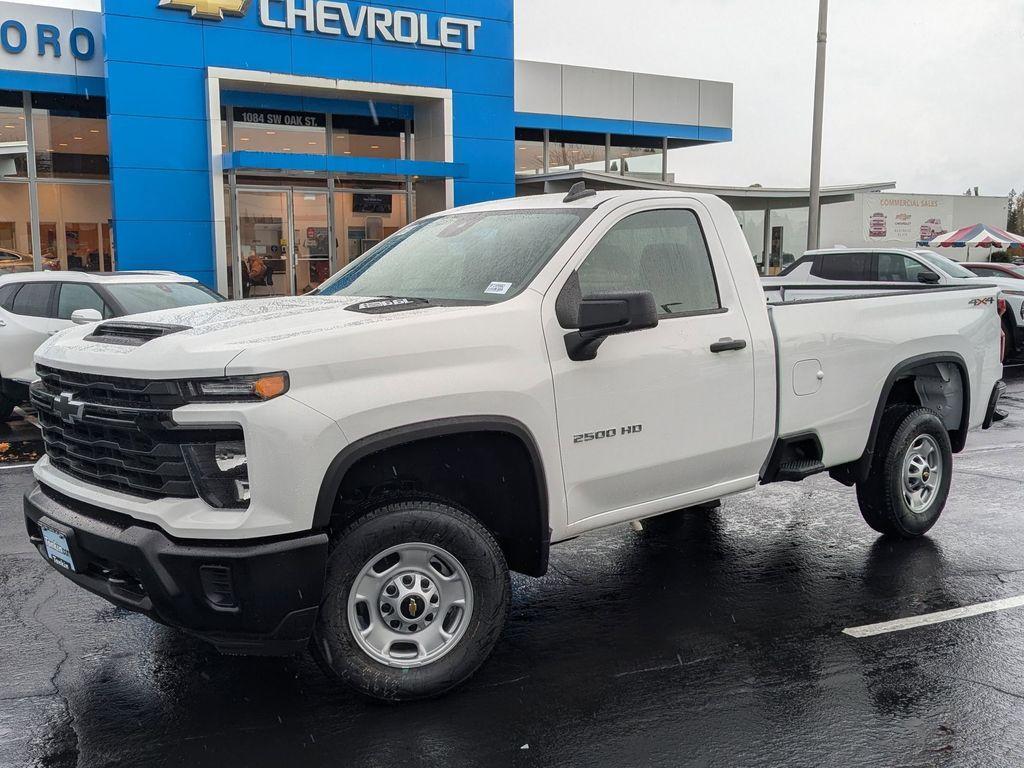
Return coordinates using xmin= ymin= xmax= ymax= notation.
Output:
xmin=2 ymin=0 xmax=1024 ymax=766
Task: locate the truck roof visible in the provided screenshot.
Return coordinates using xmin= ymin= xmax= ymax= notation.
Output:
xmin=450 ymin=190 xmax=727 ymax=213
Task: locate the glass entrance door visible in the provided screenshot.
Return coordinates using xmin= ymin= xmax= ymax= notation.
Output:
xmin=292 ymin=190 xmax=331 ymax=294
xmin=237 ymin=189 xmax=291 ymax=298
xmin=234 ymin=182 xmax=409 ymax=297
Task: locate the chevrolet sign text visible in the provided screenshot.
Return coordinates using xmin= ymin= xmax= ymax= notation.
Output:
xmin=260 ymin=0 xmax=482 ymax=51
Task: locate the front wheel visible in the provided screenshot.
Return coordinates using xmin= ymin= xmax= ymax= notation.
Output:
xmin=856 ymin=407 xmax=953 ymax=538
xmin=311 ymin=500 xmax=510 ymax=701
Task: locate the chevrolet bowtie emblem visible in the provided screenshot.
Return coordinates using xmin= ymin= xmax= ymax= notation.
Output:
xmin=158 ymin=0 xmax=252 ymax=21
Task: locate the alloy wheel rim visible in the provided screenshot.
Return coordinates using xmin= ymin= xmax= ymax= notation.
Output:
xmin=347 ymin=542 xmax=474 ymax=668
xmin=902 ymin=434 xmax=942 ymax=514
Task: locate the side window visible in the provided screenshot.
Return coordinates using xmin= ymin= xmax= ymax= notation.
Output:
xmin=10 ymin=283 xmax=53 ymax=318
xmin=577 ymin=209 xmax=720 ymax=318
xmin=57 ymin=283 xmax=107 ymax=320
xmin=877 ymin=253 xmax=929 ymax=282
xmin=811 ymin=252 xmax=872 ymax=281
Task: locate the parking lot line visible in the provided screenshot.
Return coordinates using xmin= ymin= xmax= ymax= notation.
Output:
xmin=843 ymin=595 xmax=1024 ymax=638
xmin=0 ymin=463 xmax=35 ymax=471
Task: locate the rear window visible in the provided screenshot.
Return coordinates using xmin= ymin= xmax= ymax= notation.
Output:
xmin=812 ymin=252 xmax=872 ymax=281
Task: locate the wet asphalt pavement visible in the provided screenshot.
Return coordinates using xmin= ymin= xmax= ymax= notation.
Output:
xmin=4 ymin=376 xmax=1024 ymax=767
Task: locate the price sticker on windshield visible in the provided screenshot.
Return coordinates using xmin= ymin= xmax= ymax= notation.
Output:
xmin=484 ymin=282 xmax=512 ymax=296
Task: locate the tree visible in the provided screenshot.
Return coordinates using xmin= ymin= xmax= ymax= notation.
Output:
xmin=1008 ymin=190 xmax=1024 ymax=235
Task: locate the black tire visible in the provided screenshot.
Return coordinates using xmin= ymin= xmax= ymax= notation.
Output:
xmin=310 ymin=499 xmax=510 ymax=701
xmin=856 ymin=406 xmax=953 ymax=538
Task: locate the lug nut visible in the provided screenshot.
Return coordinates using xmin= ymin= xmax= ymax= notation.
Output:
xmin=380 ymin=604 xmax=392 ymax=615
xmin=389 ymin=620 xmax=400 ymax=629
xmin=409 ymin=623 xmax=418 ymax=632
xmin=420 ymin=578 xmax=430 ymax=590
xmin=430 ymin=593 xmax=439 ymax=604
xmin=425 ymin=613 xmax=434 ymax=623
xmin=385 ymin=585 xmax=398 ymax=597
xmin=402 ymin=575 xmax=414 ymax=587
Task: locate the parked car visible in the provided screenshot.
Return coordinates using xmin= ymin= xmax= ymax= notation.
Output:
xmin=766 ymin=247 xmax=1024 ymax=360
xmin=0 ymin=247 xmax=32 ymax=274
xmin=24 ymin=190 xmax=1003 ymax=701
xmin=0 ymin=271 xmax=224 ymax=420
xmin=962 ymin=262 xmax=1024 ymax=280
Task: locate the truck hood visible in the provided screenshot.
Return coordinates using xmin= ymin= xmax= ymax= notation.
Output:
xmin=35 ymin=296 xmax=460 ymax=378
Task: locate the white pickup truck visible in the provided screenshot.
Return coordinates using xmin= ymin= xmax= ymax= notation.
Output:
xmin=24 ymin=188 xmax=1004 ymax=701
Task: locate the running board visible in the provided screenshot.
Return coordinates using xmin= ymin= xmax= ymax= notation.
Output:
xmin=775 ymin=459 xmax=826 ymax=481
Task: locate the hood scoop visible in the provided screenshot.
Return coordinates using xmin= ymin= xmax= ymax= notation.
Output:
xmin=84 ymin=321 xmax=191 ymax=347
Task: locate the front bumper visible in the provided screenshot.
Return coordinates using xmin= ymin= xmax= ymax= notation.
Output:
xmin=24 ymin=482 xmax=328 ymax=655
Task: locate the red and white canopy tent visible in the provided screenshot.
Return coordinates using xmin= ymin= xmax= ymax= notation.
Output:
xmin=922 ymin=223 xmax=1024 ymax=252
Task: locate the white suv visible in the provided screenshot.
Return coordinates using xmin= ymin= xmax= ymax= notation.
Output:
xmin=0 ymin=271 xmax=223 ymax=420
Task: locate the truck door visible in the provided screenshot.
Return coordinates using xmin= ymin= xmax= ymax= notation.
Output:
xmin=542 ymin=201 xmax=759 ymax=528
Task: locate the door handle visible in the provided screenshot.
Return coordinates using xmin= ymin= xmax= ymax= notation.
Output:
xmin=710 ymin=338 xmax=747 ymax=353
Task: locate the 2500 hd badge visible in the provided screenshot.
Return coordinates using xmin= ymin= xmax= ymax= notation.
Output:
xmin=573 ymin=424 xmax=644 ymax=443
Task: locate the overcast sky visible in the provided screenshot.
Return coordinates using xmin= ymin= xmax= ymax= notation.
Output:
xmin=33 ymin=0 xmax=1024 ymax=196
xmin=517 ymin=0 xmax=1024 ymax=196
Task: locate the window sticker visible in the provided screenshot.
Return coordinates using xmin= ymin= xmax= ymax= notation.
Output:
xmin=484 ymin=281 xmax=513 ymax=295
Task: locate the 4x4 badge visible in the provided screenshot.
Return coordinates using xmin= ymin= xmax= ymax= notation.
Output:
xmin=157 ymin=0 xmax=251 ymax=21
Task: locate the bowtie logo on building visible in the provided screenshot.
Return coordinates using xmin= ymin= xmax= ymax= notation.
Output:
xmin=158 ymin=0 xmax=252 ymax=21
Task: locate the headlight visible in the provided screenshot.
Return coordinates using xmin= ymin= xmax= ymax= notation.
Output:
xmin=183 ymin=440 xmax=250 ymax=509
xmin=182 ymin=373 xmax=289 ymax=402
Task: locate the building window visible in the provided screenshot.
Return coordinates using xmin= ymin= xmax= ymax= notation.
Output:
xmin=0 ymin=90 xmax=28 ymax=179
xmin=37 ymin=183 xmax=113 ymax=272
xmin=31 ymin=93 xmax=109 ymax=180
xmin=232 ymin=108 xmax=327 ymax=154
xmin=608 ymin=135 xmax=663 ymax=179
xmin=331 ymin=114 xmax=408 ymax=159
xmin=548 ymin=131 xmax=606 ymax=172
xmin=515 ymin=128 xmax=545 ymax=175
xmin=0 ymin=183 xmax=32 ymax=262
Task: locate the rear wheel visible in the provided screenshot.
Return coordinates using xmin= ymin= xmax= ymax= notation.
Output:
xmin=311 ymin=499 xmax=510 ymax=701
xmin=856 ymin=407 xmax=952 ymax=538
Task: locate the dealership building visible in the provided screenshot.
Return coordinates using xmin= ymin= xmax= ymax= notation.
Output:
xmin=0 ymin=0 xmax=735 ymax=297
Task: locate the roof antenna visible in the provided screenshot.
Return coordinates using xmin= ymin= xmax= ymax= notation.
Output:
xmin=563 ymin=181 xmax=597 ymax=204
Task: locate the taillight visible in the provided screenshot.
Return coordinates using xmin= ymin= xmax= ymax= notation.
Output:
xmin=998 ymin=298 xmax=1007 ymax=316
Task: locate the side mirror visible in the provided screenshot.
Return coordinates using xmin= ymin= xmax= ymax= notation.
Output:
xmin=564 ymin=291 xmax=658 ymax=361
xmin=70 ymin=308 xmax=103 ymax=325
xmin=917 ymin=272 xmax=941 ymax=284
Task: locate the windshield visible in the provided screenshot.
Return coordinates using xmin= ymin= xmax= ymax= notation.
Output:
xmin=107 ymin=282 xmax=224 ymax=315
xmin=316 ymin=209 xmax=590 ymax=304
xmin=914 ymin=250 xmax=976 ymax=279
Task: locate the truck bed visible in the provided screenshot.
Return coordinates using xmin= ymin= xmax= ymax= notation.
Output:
xmin=766 ymin=283 xmax=1002 ymax=468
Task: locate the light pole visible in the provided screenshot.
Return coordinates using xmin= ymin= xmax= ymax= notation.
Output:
xmin=807 ymin=0 xmax=829 ymax=251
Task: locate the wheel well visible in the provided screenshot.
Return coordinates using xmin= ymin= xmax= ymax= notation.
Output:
xmin=830 ymin=355 xmax=969 ymax=486
xmin=323 ymin=429 xmax=549 ymax=577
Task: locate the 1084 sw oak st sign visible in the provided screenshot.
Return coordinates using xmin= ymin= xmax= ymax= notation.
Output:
xmin=159 ymin=0 xmax=483 ymax=51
